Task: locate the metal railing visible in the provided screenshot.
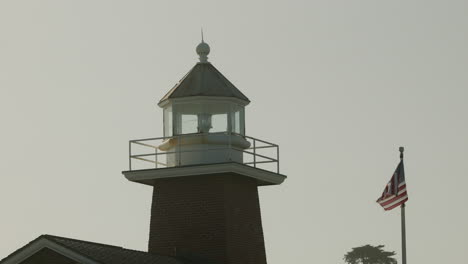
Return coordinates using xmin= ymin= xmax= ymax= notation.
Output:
xmin=128 ymin=132 xmax=280 ymax=174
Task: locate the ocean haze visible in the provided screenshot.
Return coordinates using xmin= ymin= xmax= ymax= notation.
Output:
xmin=0 ymin=1 xmax=467 ymax=264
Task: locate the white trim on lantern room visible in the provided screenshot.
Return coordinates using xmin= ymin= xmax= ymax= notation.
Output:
xmin=158 ymin=96 xmax=250 ymax=108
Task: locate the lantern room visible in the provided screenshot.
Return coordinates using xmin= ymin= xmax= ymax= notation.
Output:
xmin=156 ymin=40 xmax=251 ymax=166
xmin=160 ymin=98 xmax=246 ymax=137
xmin=124 ymin=39 xmax=285 ymax=187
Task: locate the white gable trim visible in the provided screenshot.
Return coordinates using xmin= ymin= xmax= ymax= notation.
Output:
xmin=2 ymin=237 xmax=100 ymax=264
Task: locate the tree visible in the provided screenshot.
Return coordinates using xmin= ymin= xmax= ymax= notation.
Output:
xmin=343 ymin=245 xmax=397 ymax=264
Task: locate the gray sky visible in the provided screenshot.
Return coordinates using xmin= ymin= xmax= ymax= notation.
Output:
xmin=1 ymin=1 xmax=467 ymax=263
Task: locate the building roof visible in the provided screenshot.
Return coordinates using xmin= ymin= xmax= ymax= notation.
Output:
xmin=159 ymin=63 xmax=250 ymax=104
xmin=0 ymin=235 xmax=186 ymax=264
xmin=45 ymin=235 xmax=183 ymax=264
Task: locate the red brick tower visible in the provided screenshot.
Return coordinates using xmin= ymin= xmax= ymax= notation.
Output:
xmin=123 ymin=40 xmax=286 ymax=264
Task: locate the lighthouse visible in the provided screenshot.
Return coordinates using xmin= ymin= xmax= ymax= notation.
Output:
xmin=123 ymin=40 xmax=287 ymax=264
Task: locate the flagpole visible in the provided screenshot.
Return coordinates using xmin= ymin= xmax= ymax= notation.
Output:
xmin=399 ymin=146 xmax=407 ymax=264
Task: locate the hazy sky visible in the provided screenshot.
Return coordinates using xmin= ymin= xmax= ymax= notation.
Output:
xmin=1 ymin=1 xmax=467 ymax=263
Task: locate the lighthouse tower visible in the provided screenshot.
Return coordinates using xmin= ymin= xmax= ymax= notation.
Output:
xmin=123 ymin=40 xmax=286 ymax=264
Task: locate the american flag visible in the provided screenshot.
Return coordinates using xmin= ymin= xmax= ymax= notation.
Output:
xmin=377 ymin=160 xmax=408 ymax=211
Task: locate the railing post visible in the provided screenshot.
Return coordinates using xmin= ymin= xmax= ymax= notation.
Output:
xmin=228 ymin=131 xmax=232 ymax=161
xmin=177 ymin=135 xmax=181 ymax=166
xmin=253 ymin=139 xmax=256 ymax=168
xmin=129 ymin=141 xmax=132 ymax=170
xmin=155 ymin=144 xmax=158 ymax=169
xmin=276 ymin=145 xmax=280 ymax=173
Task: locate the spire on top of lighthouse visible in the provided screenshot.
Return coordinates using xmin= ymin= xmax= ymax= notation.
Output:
xmin=196 ymin=29 xmax=210 ymax=63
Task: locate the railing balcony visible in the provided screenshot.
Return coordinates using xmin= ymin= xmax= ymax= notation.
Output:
xmin=128 ymin=132 xmax=280 ymax=174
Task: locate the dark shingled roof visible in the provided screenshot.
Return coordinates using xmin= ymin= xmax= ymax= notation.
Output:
xmin=45 ymin=235 xmax=184 ymax=264
xmin=0 ymin=235 xmax=186 ymax=264
xmin=159 ymin=63 xmax=250 ymax=103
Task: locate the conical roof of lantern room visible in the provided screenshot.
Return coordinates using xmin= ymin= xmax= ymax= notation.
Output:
xmin=159 ymin=40 xmax=250 ymax=105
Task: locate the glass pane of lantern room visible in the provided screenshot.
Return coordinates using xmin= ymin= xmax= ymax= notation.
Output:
xmin=173 ymin=103 xmax=202 ymax=135
xmin=203 ymin=102 xmax=229 ymax=133
xmin=211 ymin=114 xmax=228 ymax=133
xmin=231 ymin=104 xmax=244 ymax=135
xmin=163 ymin=106 xmax=172 ymax=137
xmin=234 ymin=111 xmax=240 ymax=134
xmin=181 ymin=114 xmax=198 ymax=134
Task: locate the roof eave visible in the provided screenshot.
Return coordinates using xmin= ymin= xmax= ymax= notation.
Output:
xmin=158 ymin=96 xmax=250 ymax=108
xmin=0 ymin=236 xmax=100 ymax=264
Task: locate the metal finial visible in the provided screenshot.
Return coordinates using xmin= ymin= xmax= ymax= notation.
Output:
xmin=399 ymin=146 xmax=404 ymax=160
xmin=196 ymin=29 xmax=210 ymax=63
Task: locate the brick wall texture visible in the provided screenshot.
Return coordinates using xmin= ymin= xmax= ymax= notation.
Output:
xmin=20 ymin=248 xmax=77 ymax=264
xmin=148 ymin=173 xmax=267 ymax=264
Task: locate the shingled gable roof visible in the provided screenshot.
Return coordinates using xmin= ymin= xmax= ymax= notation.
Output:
xmin=0 ymin=235 xmax=184 ymax=264
xmin=159 ymin=63 xmax=250 ymax=104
